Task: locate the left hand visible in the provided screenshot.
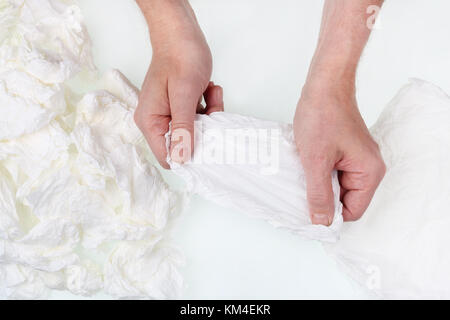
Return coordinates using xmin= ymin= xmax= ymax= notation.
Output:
xmin=294 ymin=82 xmax=386 ymax=226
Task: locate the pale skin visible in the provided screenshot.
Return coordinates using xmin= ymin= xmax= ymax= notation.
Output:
xmin=135 ymin=0 xmax=386 ymax=226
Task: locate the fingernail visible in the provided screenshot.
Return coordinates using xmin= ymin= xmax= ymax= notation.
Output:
xmin=312 ymin=214 xmax=330 ymax=226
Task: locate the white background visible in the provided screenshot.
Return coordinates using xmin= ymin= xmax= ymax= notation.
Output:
xmin=64 ymin=0 xmax=450 ymax=299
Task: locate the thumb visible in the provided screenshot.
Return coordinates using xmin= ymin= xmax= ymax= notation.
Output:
xmin=169 ymin=82 xmax=199 ymax=164
xmin=303 ymin=161 xmax=335 ymax=226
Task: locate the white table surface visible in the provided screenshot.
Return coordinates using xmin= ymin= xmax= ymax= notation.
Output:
xmin=51 ymin=0 xmax=450 ymax=299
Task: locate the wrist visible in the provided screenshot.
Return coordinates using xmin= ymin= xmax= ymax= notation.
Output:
xmin=302 ymin=38 xmax=363 ymax=99
xmin=302 ymin=80 xmax=356 ymax=102
xmin=137 ymin=0 xmax=189 ymax=22
xmin=138 ymin=0 xmax=201 ymax=54
xmin=302 ymin=61 xmax=356 ymax=101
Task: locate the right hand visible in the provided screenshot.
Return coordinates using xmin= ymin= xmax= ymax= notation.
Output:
xmin=134 ymin=0 xmax=223 ymax=168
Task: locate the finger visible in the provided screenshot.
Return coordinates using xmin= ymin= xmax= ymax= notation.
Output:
xmin=196 ymin=102 xmax=206 ymax=114
xmin=196 ymin=82 xmax=211 ymax=114
xmin=341 ymin=189 xmax=373 ymax=221
xmin=134 ymin=78 xmax=171 ymax=169
xmin=303 ymin=159 xmax=335 ymax=226
xmin=168 ymin=80 xmax=200 ymax=164
xmin=204 ymin=85 xmax=224 ymax=114
xmin=141 ymin=114 xmax=171 ymax=169
xmin=338 ymin=171 xmax=346 ymax=202
xmin=134 ymin=109 xmax=171 ymax=169
xmin=339 ymin=162 xmax=385 ymax=221
xmin=195 ymin=83 xmax=224 ymax=114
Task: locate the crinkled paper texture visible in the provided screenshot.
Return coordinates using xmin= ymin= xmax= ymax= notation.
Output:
xmin=0 ymin=0 xmax=185 ymax=300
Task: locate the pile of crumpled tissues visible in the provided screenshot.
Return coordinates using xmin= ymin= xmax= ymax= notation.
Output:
xmin=0 ymin=0 xmax=185 ymax=299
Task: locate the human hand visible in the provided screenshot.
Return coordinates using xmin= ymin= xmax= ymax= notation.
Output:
xmin=135 ymin=0 xmax=223 ymax=168
xmin=294 ymin=83 xmax=386 ymax=226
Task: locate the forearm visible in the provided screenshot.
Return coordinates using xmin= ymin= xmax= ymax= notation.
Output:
xmin=305 ymin=0 xmax=384 ymax=94
xmin=136 ymin=0 xmax=203 ymax=54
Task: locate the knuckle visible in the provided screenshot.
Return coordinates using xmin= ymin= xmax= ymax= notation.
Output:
xmin=369 ymin=157 xmax=387 ymax=183
xmin=171 ymin=119 xmax=193 ymax=131
xmin=371 ymin=142 xmax=386 ymax=174
xmin=350 ymin=211 xmax=364 ymax=222
xmin=372 ymin=139 xmax=382 ymax=153
xmin=309 ymin=193 xmax=328 ymax=206
xmin=361 ymin=152 xmax=386 ymax=185
xmin=378 ymin=158 xmax=387 ymax=177
xmin=133 ymin=108 xmax=143 ymax=128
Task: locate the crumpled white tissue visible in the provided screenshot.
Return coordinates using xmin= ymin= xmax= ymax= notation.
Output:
xmin=0 ymin=0 xmax=185 ymax=299
xmin=3 ymin=0 xmax=449 ymax=301
xmin=325 ymin=79 xmax=450 ymax=299
xmin=167 ymin=79 xmax=450 ymax=299
xmin=167 ymin=112 xmax=343 ymax=242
